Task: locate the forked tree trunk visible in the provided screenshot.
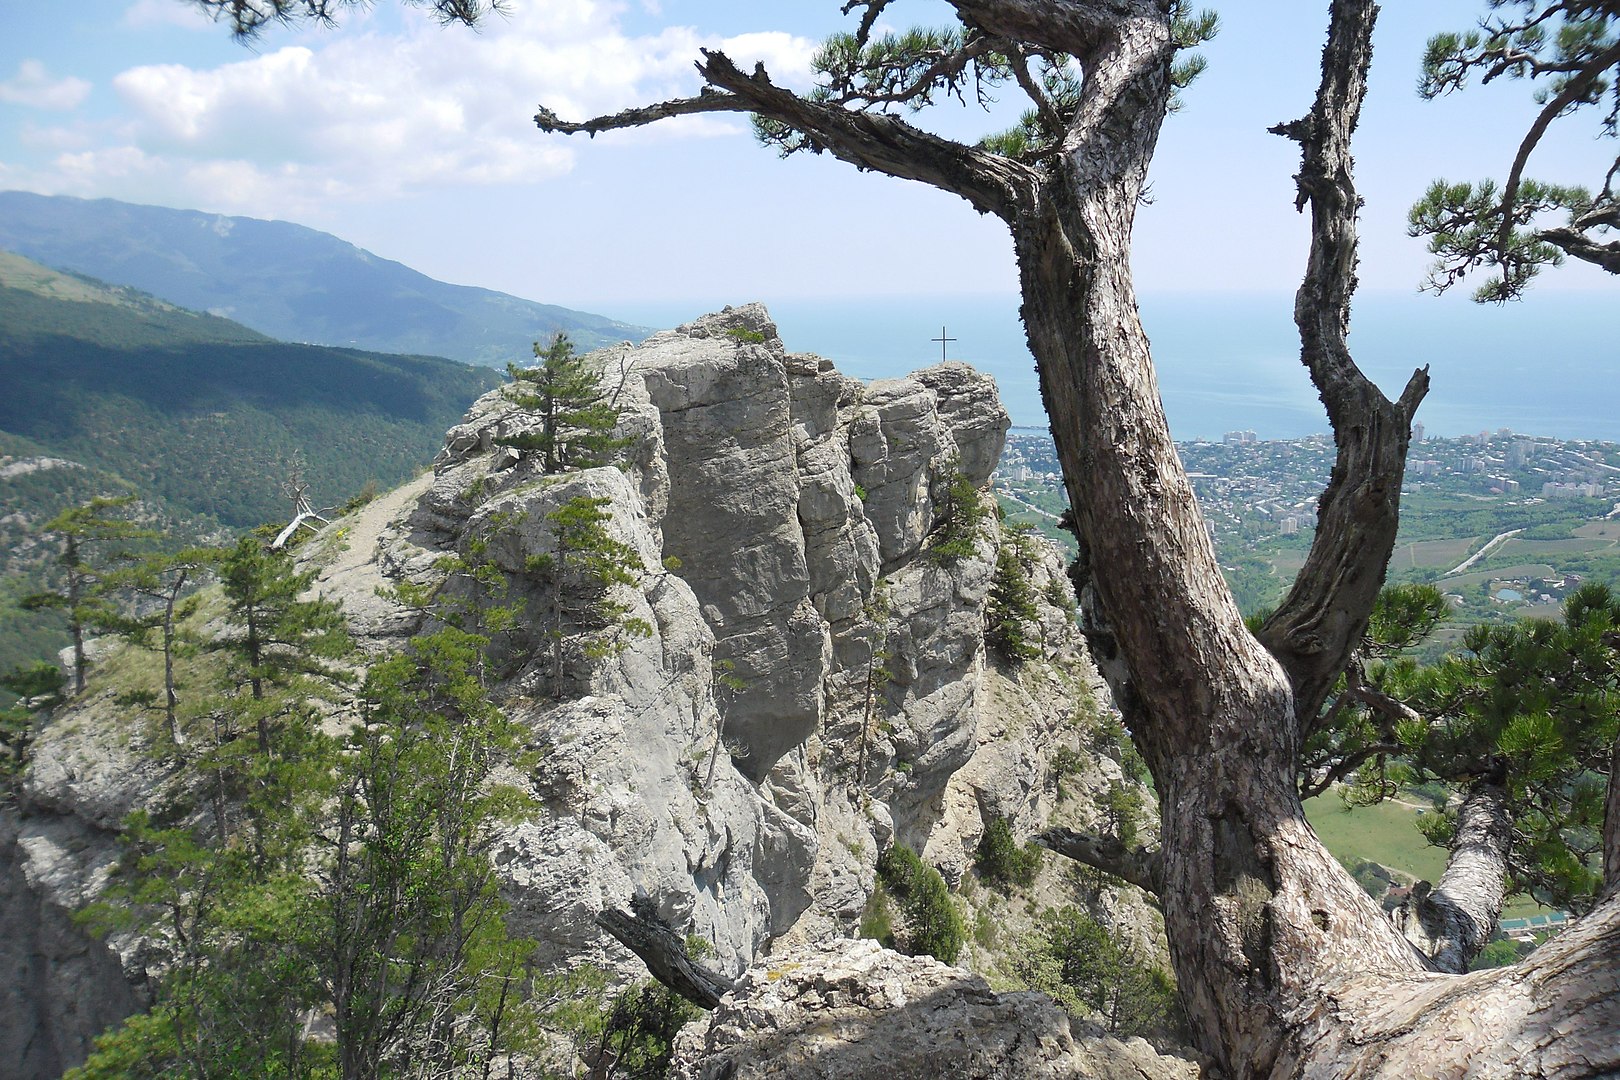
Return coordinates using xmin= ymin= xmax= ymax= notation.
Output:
xmin=1003 ymin=7 xmax=1620 ymax=1075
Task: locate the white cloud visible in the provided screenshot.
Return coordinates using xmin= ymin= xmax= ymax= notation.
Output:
xmin=9 ymin=1 xmax=816 ymax=217
xmin=123 ymin=0 xmax=216 ymax=30
xmin=0 ymin=61 xmax=93 ymax=111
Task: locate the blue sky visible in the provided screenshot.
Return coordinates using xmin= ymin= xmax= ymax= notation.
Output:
xmin=0 ymin=0 xmax=1614 ymax=314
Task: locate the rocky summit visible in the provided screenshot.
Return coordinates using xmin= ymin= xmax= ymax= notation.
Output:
xmin=1 ymin=304 xmax=1183 ymax=1078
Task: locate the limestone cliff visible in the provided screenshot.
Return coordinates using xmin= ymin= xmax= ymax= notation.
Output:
xmin=1 ymin=304 xmax=1141 ymax=1075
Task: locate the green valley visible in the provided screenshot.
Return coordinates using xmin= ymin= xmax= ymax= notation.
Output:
xmin=0 ymin=251 xmax=502 ymax=678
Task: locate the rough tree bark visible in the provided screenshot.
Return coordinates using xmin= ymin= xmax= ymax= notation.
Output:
xmin=596 ymin=897 xmax=737 ymax=1010
xmin=1606 ymin=730 xmax=1620 ymax=902
xmin=1391 ymin=782 xmax=1512 ymax=975
xmin=536 ymin=1 xmax=1620 ymax=1074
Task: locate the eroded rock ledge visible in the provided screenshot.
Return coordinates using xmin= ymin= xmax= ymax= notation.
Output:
xmin=670 ymin=938 xmax=1201 ymax=1080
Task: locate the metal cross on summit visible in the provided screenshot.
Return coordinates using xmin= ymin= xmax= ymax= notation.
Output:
xmin=931 ymin=326 xmax=956 ymax=362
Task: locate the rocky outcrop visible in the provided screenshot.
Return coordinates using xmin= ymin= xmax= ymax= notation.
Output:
xmin=669 ymin=938 xmax=1201 ymax=1080
xmin=0 ymin=685 xmax=166 ymax=1078
xmin=379 ymin=303 xmax=1058 ymax=975
xmin=3 ymin=303 xmax=1124 ymax=1074
xmin=0 ymin=820 xmax=143 ymax=1080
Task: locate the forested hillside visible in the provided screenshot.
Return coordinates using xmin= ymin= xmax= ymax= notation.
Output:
xmin=0 ymin=253 xmax=501 ymax=528
xmin=0 ymin=251 xmax=501 ymax=677
xmin=0 ymin=192 xmax=653 ymax=363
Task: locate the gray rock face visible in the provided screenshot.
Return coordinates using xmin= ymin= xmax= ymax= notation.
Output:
xmin=669 ymin=938 xmax=1202 ymax=1080
xmin=4 ymin=303 xmax=1115 ymax=1075
xmin=0 ymin=821 xmax=143 ymax=1080
xmin=0 ymin=688 xmax=166 ymax=1079
xmin=389 ymin=303 xmax=1033 ymax=975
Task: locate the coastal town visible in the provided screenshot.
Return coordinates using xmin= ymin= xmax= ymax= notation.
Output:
xmin=996 ymin=427 xmax=1620 ymax=622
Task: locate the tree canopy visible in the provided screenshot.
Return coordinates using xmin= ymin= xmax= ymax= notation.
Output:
xmin=1411 ymin=1 xmax=1619 ymax=299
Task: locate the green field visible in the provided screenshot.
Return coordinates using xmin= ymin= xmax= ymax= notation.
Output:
xmin=1304 ymin=796 xmax=1448 ymax=884
xmin=1392 ymin=536 xmax=1481 ymax=571
xmin=1305 ymin=794 xmax=1553 ymax=921
xmin=1442 ymin=563 xmax=1558 ymax=591
xmin=1495 ymin=537 xmax=1617 ymax=560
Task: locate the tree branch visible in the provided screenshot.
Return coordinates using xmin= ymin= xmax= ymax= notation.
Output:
xmin=1037 ymin=825 xmax=1163 ymax=896
xmin=1605 ymin=730 xmax=1620 ymax=901
xmin=534 ymin=89 xmax=751 ymax=136
xmin=1259 ymin=0 xmax=1428 ymax=729
xmin=824 ymin=33 xmax=1000 ymax=111
xmin=536 ymin=50 xmax=1035 ymax=221
xmin=1004 ymin=41 xmax=1065 ymax=135
xmin=1391 ymin=780 xmax=1512 ymax=974
xmin=1299 ymin=741 xmax=1402 ymax=801
xmin=948 ymin=0 xmax=1154 ymax=57
xmin=1494 ymin=39 xmax=1620 ymax=262
xmin=1537 ymin=194 xmax=1620 ymax=274
xmin=596 ymin=897 xmax=737 ymax=1010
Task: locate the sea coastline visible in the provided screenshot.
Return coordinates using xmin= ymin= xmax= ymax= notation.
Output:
xmin=613 ymin=290 xmax=1617 ymax=443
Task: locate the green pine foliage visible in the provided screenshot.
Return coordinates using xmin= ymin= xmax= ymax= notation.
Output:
xmin=320 ymin=626 xmax=539 ymax=1079
xmin=1373 ymin=583 xmax=1620 ymax=912
xmin=1015 ymin=906 xmax=1184 ymax=1040
xmin=589 ymin=981 xmax=703 ymax=1079
xmin=987 ymin=527 xmax=1044 ymax=664
xmin=22 ymin=495 xmax=156 ymax=694
xmin=100 ymin=547 xmax=216 ymax=744
xmin=876 ymin=845 xmax=966 ymax=963
xmin=497 ymin=332 xmax=629 ymax=475
xmin=212 ymin=536 xmax=351 ymax=718
xmin=927 ymin=466 xmax=987 ymax=565
xmin=1411 ymin=2 xmax=1618 ymax=300
xmin=974 ymin=816 xmax=1043 ymax=891
xmin=74 ymin=534 xmax=543 ymax=1078
xmin=0 ymin=660 xmax=62 ymax=786
xmin=526 ymin=494 xmax=652 ymax=688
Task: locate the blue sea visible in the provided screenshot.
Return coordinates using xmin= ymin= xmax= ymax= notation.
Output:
xmin=616 ymin=291 xmax=1618 ymax=442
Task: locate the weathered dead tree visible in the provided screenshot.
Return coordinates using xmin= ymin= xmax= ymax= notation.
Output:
xmin=596 ymin=895 xmax=737 ymax=1010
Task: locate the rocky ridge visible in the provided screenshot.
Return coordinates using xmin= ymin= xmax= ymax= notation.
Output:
xmin=2 ymin=304 xmax=1160 ymax=1076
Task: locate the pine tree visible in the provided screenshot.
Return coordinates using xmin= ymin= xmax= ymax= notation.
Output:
xmin=527 ymin=494 xmax=651 ymax=688
xmin=986 ymin=527 xmax=1044 ymax=665
xmin=212 ymin=535 xmax=351 ymax=753
xmin=22 ymin=495 xmax=154 ymax=694
xmin=498 ymin=332 xmax=628 ymax=474
xmin=322 ymin=626 xmax=537 ymax=1080
xmin=926 ymin=464 xmax=987 ymax=565
xmin=102 ymin=547 xmax=217 ymax=746
xmin=1374 ymin=583 xmax=1620 ymax=914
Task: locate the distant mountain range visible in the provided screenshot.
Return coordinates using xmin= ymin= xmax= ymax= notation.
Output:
xmin=0 ymin=191 xmax=653 ymax=367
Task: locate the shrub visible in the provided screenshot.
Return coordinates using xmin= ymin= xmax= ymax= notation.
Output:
xmin=876 ymin=844 xmax=965 ymax=963
xmin=975 ymin=816 xmax=1042 ymax=891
